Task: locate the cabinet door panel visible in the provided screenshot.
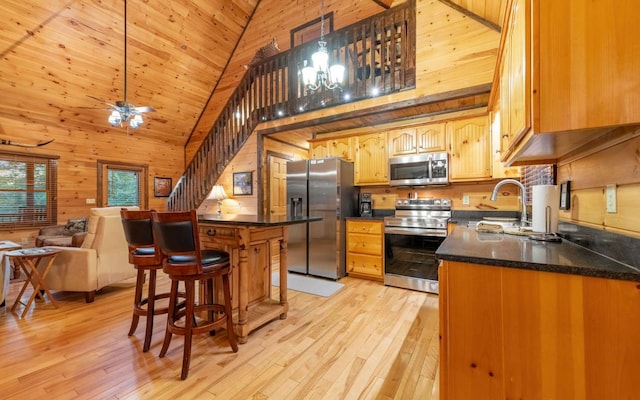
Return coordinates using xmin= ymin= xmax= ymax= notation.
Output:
xmin=388 ymin=128 xmax=417 ymax=157
xmin=417 ymin=122 xmax=446 ymax=153
xmin=354 ymin=133 xmax=389 ymax=185
xmin=346 ymin=253 xmax=383 ymax=278
xmin=448 ymin=116 xmax=491 ymax=181
xmin=441 ymin=262 xmax=504 ymax=399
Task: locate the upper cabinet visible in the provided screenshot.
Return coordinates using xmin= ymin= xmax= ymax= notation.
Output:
xmin=448 ymin=115 xmax=491 ymax=181
xmin=498 ymin=0 xmax=640 ymax=165
xmin=309 ymin=137 xmax=355 ymax=162
xmin=354 ymin=133 xmax=389 ymax=185
xmin=499 ymin=0 xmax=529 ymax=154
xmin=388 ymin=123 xmax=446 ymax=158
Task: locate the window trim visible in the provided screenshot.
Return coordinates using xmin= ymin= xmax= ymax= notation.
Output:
xmin=97 ymin=160 xmax=148 ymax=209
xmin=0 ymin=150 xmax=59 ymax=229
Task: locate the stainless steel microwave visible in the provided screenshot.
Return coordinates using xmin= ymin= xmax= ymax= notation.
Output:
xmin=389 ymin=153 xmax=449 ymax=186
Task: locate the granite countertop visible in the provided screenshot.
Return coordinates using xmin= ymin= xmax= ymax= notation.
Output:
xmin=198 ymin=214 xmax=321 ymax=227
xmin=436 ymin=225 xmax=640 ymax=282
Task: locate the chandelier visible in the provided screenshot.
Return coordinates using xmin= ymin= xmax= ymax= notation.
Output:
xmin=301 ymin=0 xmax=345 ymax=92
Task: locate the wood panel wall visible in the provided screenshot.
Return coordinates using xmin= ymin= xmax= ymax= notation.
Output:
xmin=558 ymin=127 xmax=640 ymax=238
xmin=1 ymin=135 xmax=183 ymax=246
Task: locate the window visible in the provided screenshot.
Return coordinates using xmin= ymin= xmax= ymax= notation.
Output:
xmin=97 ymin=161 xmax=148 ymax=208
xmin=0 ymin=151 xmax=58 ymax=228
xmin=521 ymin=164 xmax=557 ymax=207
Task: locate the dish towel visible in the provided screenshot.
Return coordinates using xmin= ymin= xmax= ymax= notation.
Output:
xmin=475 ymin=221 xmax=504 ymax=233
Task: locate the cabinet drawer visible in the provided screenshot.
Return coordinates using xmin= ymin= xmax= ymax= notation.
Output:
xmin=347 ymin=233 xmax=382 ymax=256
xmin=347 ymin=253 xmax=383 ymax=277
xmin=347 ymin=220 xmax=383 ymax=235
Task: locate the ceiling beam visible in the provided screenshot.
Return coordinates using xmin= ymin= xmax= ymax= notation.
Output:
xmin=438 ymin=0 xmax=501 ymax=32
xmin=370 ymin=0 xmax=394 ymax=9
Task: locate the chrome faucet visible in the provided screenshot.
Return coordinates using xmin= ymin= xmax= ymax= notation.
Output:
xmin=490 ymin=179 xmax=529 ymax=226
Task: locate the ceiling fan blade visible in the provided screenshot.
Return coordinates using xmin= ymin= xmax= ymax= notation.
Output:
xmin=133 ymin=106 xmax=155 ymax=113
xmin=87 ymin=94 xmax=118 ymax=109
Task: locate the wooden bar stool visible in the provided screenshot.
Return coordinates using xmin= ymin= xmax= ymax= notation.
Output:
xmin=120 ymin=209 xmax=171 ymax=352
xmin=150 ymin=209 xmax=238 ymax=380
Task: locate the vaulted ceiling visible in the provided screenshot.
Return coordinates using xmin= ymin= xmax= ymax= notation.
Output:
xmin=0 ymin=0 xmax=506 ymax=151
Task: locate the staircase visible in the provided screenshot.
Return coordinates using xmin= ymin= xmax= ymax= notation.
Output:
xmin=167 ymin=0 xmax=416 ymax=211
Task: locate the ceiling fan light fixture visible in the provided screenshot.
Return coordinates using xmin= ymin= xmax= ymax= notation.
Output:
xmin=108 ymin=110 xmax=122 ymax=126
xmin=129 ymin=114 xmax=143 ymax=129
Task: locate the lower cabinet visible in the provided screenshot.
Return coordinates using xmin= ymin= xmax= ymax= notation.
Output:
xmin=439 ymin=260 xmax=640 ymax=399
xmin=346 ymin=220 xmax=384 ymax=281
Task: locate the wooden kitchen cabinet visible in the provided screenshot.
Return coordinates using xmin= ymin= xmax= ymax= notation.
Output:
xmin=327 ymin=136 xmax=355 ymax=161
xmin=499 ymin=0 xmax=529 ymax=155
xmin=309 ymin=140 xmax=330 ymax=159
xmin=439 ymin=260 xmax=640 ymax=399
xmin=309 ymin=137 xmax=354 ymax=161
xmin=346 ymin=220 xmax=384 ymax=281
xmin=498 ymin=0 xmax=640 ymax=165
xmin=354 ymin=133 xmax=388 ymax=185
xmin=491 ymin=110 xmax=520 ymax=179
xmin=447 ymin=115 xmax=491 ymax=181
xmin=388 ymin=122 xmax=447 ymax=157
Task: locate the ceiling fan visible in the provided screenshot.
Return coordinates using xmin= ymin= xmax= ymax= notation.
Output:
xmin=88 ymin=0 xmax=154 ymax=129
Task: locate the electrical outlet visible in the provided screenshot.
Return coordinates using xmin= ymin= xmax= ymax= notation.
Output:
xmin=462 ymin=195 xmax=470 ymax=206
xmin=86 ymin=198 xmax=96 ymax=204
xmin=21 ymin=237 xmax=29 ymax=245
xmin=606 ymin=184 xmax=617 ymax=213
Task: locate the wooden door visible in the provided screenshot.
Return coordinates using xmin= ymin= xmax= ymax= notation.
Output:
xmin=268 ymin=155 xmax=289 ymax=216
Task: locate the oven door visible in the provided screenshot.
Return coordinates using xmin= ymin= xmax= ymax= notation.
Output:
xmin=384 ymin=227 xmax=444 ymax=294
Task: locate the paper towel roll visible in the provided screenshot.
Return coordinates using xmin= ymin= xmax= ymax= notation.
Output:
xmin=532 ymin=185 xmax=560 ymax=233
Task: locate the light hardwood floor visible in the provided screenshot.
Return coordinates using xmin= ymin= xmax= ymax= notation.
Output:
xmin=0 ymin=273 xmax=439 ymax=399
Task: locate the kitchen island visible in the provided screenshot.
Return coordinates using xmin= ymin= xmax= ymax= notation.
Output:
xmin=436 ymin=225 xmax=640 ymax=399
xmin=198 ymin=214 xmax=320 ymax=343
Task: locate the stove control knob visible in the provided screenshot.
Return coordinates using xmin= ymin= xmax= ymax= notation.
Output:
xmin=434 ymin=199 xmax=441 ymax=205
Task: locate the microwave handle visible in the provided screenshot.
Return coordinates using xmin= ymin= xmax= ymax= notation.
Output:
xmin=428 ymin=155 xmax=433 ymax=182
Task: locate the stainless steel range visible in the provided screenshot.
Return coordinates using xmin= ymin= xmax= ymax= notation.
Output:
xmin=383 ymin=198 xmax=451 ymax=293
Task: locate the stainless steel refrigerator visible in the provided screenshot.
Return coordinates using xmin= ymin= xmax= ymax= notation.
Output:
xmin=286 ymin=157 xmax=356 ymax=279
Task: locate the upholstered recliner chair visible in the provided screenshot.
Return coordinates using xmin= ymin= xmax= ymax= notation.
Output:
xmin=41 ymin=207 xmax=138 ymax=303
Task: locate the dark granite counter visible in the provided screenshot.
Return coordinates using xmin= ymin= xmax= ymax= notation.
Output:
xmin=436 ymin=225 xmax=640 ymax=282
xmin=198 ymin=214 xmax=321 ymax=227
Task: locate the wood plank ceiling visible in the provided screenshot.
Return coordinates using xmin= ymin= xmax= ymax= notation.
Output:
xmin=0 ymin=0 xmax=506 ymax=150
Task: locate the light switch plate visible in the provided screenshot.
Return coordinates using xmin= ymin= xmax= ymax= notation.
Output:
xmin=606 ymin=184 xmax=617 ymax=213
xmin=462 ymin=194 xmax=470 ymax=206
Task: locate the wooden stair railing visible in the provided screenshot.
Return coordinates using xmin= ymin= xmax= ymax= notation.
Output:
xmin=167 ymin=0 xmax=415 ymax=211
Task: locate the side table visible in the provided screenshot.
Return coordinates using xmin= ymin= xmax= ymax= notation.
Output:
xmin=7 ymin=247 xmax=61 ymax=318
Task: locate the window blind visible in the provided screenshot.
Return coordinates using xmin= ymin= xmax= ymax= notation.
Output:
xmin=0 ymin=151 xmax=58 ymax=228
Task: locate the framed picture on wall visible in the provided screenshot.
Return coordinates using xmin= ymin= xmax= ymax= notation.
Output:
xmin=154 ymin=177 xmax=172 ymax=197
xmin=233 ymin=172 xmax=253 ymax=196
